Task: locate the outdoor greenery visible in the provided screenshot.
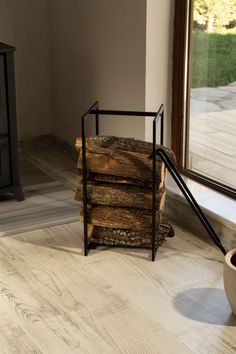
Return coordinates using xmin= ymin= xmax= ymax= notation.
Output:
xmin=191 ymin=31 xmax=236 ymax=88
xmin=194 ymin=0 xmax=236 ymax=32
xmin=191 ymin=0 xmax=236 ymax=88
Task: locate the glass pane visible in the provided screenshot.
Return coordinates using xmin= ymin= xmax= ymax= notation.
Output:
xmin=187 ymin=0 xmax=236 ymax=190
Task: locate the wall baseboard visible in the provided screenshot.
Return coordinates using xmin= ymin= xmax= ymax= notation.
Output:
xmin=20 ymin=134 xmax=77 ymax=160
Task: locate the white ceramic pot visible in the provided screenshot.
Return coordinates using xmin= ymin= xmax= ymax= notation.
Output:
xmin=224 ymin=248 xmax=236 ymax=316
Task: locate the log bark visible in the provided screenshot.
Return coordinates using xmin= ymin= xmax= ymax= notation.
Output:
xmin=75 ymin=136 xmax=175 ymax=247
xmin=75 ymin=136 xmax=176 ymax=183
xmin=87 ymin=217 xmax=174 ymax=247
xmin=80 ymin=205 xmax=162 ymax=231
xmin=75 ymin=181 xmax=166 ymax=210
xmin=77 ymin=150 xmax=166 ymax=182
xmin=88 ymin=173 xmax=154 ymax=187
xmin=75 ymin=136 xmax=176 ymax=164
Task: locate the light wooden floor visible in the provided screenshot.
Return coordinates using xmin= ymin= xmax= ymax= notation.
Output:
xmin=0 ymin=158 xmax=80 ymax=236
xmin=22 ymin=144 xmax=79 ymax=192
xmin=0 ymin=142 xmax=234 ymax=353
xmin=0 ymin=222 xmax=235 ymax=353
xmin=189 ymin=109 xmax=236 ymax=189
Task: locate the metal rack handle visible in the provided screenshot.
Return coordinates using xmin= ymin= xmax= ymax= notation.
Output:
xmin=150 ymin=148 xmax=227 ymax=256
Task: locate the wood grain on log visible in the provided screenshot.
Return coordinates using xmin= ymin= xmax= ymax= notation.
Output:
xmin=75 ymin=181 xmax=166 ymax=210
xmin=80 ymin=205 xmax=162 ymax=231
xmin=75 ymin=136 xmax=175 ymax=247
xmin=75 ymin=136 xmax=176 ymax=183
xmin=88 ymin=173 xmax=154 ymax=187
xmin=77 ymin=150 xmax=166 ymax=182
xmin=75 ymin=136 xmax=176 ymax=164
xmin=87 ymin=217 xmax=174 ymax=247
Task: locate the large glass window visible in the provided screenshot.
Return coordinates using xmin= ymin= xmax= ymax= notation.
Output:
xmin=172 ymin=0 xmax=236 ymax=197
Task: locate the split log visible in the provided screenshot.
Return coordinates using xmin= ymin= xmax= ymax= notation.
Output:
xmin=75 ymin=181 xmax=166 ymax=210
xmin=77 ymin=149 xmax=166 ymax=182
xmin=75 ymin=136 xmax=176 ymax=164
xmin=80 ymin=205 xmax=162 ymax=231
xmin=76 ymin=135 xmax=157 ymax=153
xmin=87 ymin=217 xmax=174 ymax=248
xmin=88 ymin=173 xmax=154 ymax=187
xmin=76 ymin=136 xmax=176 ymax=183
xmin=75 ymin=136 xmax=175 ymax=248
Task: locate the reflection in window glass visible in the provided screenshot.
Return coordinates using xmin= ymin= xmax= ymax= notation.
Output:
xmin=187 ymin=0 xmax=236 ymax=189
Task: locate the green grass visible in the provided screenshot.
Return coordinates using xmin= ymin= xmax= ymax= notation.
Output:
xmin=191 ymin=31 xmax=236 ymax=88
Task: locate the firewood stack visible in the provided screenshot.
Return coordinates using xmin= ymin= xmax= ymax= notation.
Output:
xmin=75 ymin=136 xmax=175 ymax=248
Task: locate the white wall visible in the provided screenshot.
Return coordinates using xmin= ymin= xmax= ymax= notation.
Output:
xmin=145 ymin=0 xmax=174 ymax=147
xmin=0 ymin=1 xmax=174 ymax=146
xmin=50 ymin=0 xmax=147 ymax=145
xmin=0 ymin=0 xmax=52 ymax=139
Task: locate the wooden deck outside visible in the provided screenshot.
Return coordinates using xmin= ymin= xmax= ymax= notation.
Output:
xmin=189 ymin=109 xmax=236 ymax=189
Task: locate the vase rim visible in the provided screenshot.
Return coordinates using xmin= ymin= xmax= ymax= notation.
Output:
xmin=225 ymin=248 xmax=236 ymax=271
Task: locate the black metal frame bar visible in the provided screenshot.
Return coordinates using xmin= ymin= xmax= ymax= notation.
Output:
xmin=150 ymin=148 xmax=227 ymax=256
xmin=81 ymin=101 xmax=226 ymax=260
xmin=81 ymin=101 xmax=164 ymax=261
xmin=0 ymin=43 xmax=24 ymax=201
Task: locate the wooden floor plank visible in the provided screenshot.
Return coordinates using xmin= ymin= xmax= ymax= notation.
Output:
xmin=190 ymin=130 xmax=235 ymax=156
xmin=0 ymin=158 xmax=80 ymax=236
xmin=207 ymin=109 xmax=236 ymax=126
xmin=190 ymin=155 xmax=236 ymax=188
xmin=190 ymin=120 xmax=219 ymax=134
xmin=0 ymin=142 xmax=235 ymax=353
xmin=189 ymin=109 xmax=236 ymax=187
xmin=0 ymin=224 xmax=193 ymax=353
xmin=207 ymin=131 xmax=236 ymax=148
xmin=23 ymin=147 xmax=79 ymax=192
xmin=0 ymin=221 xmax=235 ymax=353
xmin=0 ymin=311 xmax=42 ymax=354
xmin=189 ymin=141 xmax=236 ymax=173
xmin=179 ymin=326 xmax=236 ymax=354
xmin=192 ymin=112 xmax=236 ymax=132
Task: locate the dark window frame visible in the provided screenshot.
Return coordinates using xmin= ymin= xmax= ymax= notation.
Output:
xmin=171 ymin=0 xmax=236 ymax=199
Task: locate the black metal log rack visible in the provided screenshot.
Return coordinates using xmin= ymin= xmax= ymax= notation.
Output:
xmin=81 ymin=101 xmax=226 ymax=261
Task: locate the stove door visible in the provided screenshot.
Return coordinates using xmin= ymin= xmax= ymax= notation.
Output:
xmin=0 ymin=55 xmax=8 ymax=136
xmin=0 ymin=137 xmax=10 ymax=187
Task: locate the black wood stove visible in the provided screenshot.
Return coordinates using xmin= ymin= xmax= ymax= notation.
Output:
xmin=0 ymin=42 xmax=24 ymax=201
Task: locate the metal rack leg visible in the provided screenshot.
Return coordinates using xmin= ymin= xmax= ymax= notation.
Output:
xmin=82 ymin=117 xmax=89 ymax=256
xmin=152 ymin=121 xmax=157 ymax=261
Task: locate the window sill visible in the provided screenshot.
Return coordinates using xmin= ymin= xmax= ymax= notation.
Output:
xmin=165 ymin=174 xmax=236 ymax=251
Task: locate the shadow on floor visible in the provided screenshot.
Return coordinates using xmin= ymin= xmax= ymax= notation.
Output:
xmin=172 ymin=287 xmax=236 ymax=326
